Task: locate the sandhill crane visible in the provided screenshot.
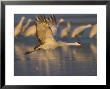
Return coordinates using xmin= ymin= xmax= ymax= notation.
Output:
xmin=14 ymin=16 xmax=26 ymax=37
xmin=23 ymin=25 xmax=36 ymax=37
xmin=22 ymin=18 xmax=32 ymax=33
xmin=71 ymin=24 xmax=92 ymax=38
xmin=25 ymin=15 xmax=81 ymax=55
xmin=89 ymin=24 xmax=97 ymax=38
xmin=60 ymin=22 xmax=71 ymax=38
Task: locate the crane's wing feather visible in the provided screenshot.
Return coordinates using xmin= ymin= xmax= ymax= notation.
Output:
xmin=34 ymin=15 xmax=56 ymax=44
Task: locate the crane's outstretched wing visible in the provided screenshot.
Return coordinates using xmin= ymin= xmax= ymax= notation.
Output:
xmin=34 ymin=15 xmax=56 ymax=44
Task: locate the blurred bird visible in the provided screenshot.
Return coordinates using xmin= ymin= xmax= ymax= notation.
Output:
xmin=22 ymin=18 xmax=32 ymax=33
xmin=60 ymin=22 xmax=71 ymax=38
xmin=71 ymin=24 xmax=92 ymax=38
xmin=14 ymin=16 xmax=26 ymax=37
xmin=25 ymin=15 xmax=81 ymax=55
xmin=89 ymin=24 xmax=97 ymax=38
xmin=23 ymin=25 xmax=36 ymax=37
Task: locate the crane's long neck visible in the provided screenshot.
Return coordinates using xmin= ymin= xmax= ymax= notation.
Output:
xmin=24 ymin=20 xmax=31 ymax=28
xmin=83 ymin=25 xmax=91 ymax=29
xmin=62 ymin=42 xmax=80 ymax=46
xmin=22 ymin=19 xmax=32 ymax=32
xmin=19 ymin=17 xmax=25 ymax=26
xmin=58 ymin=41 xmax=81 ymax=46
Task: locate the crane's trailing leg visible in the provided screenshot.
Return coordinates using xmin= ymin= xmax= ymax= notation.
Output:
xmin=24 ymin=46 xmax=41 ymax=55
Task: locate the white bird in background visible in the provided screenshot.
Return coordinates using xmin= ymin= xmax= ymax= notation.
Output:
xmin=23 ymin=25 xmax=36 ymax=37
xmin=25 ymin=15 xmax=81 ymax=55
xmin=14 ymin=16 xmax=26 ymax=37
xmin=71 ymin=24 xmax=92 ymax=38
xmin=89 ymin=24 xmax=97 ymax=38
xmin=60 ymin=21 xmax=71 ymax=38
xmin=22 ymin=18 xmax=32 ymax=33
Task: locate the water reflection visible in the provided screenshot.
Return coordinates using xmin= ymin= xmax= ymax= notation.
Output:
xmin=72 ymin=45 xmax=96 ymax=61
xmin=15 ymin=43 xmax=26 ymax=61
xmin=90 ymin=43 xmax=97 ymax=55
xmin=15 ymin=42 xmax=97 ymax=76
xmin=15 ymin=43 xmax=34 ymax=61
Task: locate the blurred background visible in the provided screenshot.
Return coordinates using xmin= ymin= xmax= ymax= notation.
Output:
xmin=14 ymin=14 xmax=97 ymax=76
